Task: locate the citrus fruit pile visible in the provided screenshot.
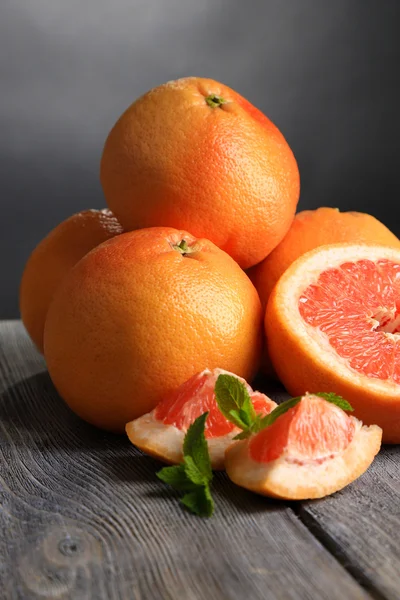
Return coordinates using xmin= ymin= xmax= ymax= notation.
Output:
xmin=19 ymin=77 xmax=400 ymax=511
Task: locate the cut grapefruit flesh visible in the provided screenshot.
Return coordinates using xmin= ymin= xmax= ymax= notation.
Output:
xmin=249 ymin=394 xmax=356 ymax=464
xmin=225 ymin=394 xmax=382 ymax=500
xmin=125 ymin=368 xmax=277 ymax=470
xmin=265 ymin=243 xmax=400 ymax=442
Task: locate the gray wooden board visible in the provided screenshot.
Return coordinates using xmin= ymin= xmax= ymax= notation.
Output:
xmin=0 ymin=321 xmax=393 ymax=600
xmin=299 ymin=445 xmax=400 ymax=600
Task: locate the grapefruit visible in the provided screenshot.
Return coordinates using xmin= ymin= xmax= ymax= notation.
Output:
xmin=44 ymin=227 xmax=262 ymax=433
xmin=126 ymin=368 xmax=277 ymax=470
xmin=100 ymin=77 xmax=300 ymax=269
xmin=20 ymin=209 xmax=123 ymax=352
xmin=249 ymin=207 xmax=400 ymax=311
xmin=266 ymin=243 xmax=400 ymax=442
xmin=225 ymin=394 xmax=382 ymax=500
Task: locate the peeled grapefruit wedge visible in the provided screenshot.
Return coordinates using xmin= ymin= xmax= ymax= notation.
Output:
xmin=225 ymin=394 xmax=382 ymax=500
xmin=266 ymin=244 xmax=400 ymax=442
xmin=125 ymin=368 xmax=277 ymax=470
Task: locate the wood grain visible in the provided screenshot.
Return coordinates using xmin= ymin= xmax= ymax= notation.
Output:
xmin=299 ymin=444 xmax=400 ymax=600
xmin=0 ymin=321 xmax=375 ymax=599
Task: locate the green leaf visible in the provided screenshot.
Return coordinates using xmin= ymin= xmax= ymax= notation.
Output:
xmin=156 ymin=412 xmax=214 ymax=518
xmin=250 ymin=413 xmax=266 ymax=434
xmin=156 ymin=465 xmax=197 ymax=492
xmin=183 ymin=456 xmax=207 ymax=486
xmin=227 ymin=409 xmax=249 ymax=430
xmin=258 ymin=396 xmax=303 ymax=428
xmin=314 ymin=392 xmax=354 ymax=412
xmin=241 ymin=391 xmax=257 ymax=422
xmin=238 ymin=408 xmax=252 ymax=428
xmin=181 ymin=486 xmax=214 ymax=517
xmin=202 ymin=484 xmax=215 ymax=517
xmin=215 ymin=374 xmax=256 ymax=424
xmin=183 ymin=412 xmax=212 ymax=482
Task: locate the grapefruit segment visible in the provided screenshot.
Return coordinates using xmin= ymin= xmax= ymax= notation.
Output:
xmin=266 ymin=244 xmax=400 ymax=442
xmin=225 ymin=394 xmax=382 ymax=500
xmin=248 ymin=395 xmax=356 ymax=464
xmin=126 ymin=368 xmax=277 ymax=470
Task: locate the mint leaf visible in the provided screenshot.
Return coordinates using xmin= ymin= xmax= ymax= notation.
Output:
xmin=228 ymin=409 xmax=249 ymax=430
xmin=183 ymin=412 xmax=212 ymax=482
xmin=183 ymin=456 xmax=207 ymax=486
xmin=256 ymin=396 xmax=303 ymax=428
xmin=314 ymin=392 xmax=354 ymax=412
xmin=241 ymin=390 xmax=257 ymax=422
xmin=214 ymin=374 xmax=257 ymax=438
xmin=156 ymin=464 xmax=197 ymax=491
xmin=181 ymin=486 xmax=214 ymax=518
xmin=238 ymin=408 xmax=252 ymax=428
xmin=156 ymin=412 xmax=214 ymax=518
xmin=215 ymin=374 xmax=256 ymax=421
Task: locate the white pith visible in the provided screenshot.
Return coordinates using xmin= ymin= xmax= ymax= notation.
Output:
xmin=126 ymin=410 xmax=241 ymax=470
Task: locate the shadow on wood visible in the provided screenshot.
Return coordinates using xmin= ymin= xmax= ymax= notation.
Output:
xmin=0 ymin=371 xmax=124 ymax=449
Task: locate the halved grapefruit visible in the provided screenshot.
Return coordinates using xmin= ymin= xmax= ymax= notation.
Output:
xmin=266 ymin=243 xmax=400 ymax=442
xmin=225 ymin=393 xmax=382 ymax=499
xmin=125 ymin=368 xmax=277 ymax=470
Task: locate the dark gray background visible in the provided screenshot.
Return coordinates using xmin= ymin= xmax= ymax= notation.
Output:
xmin=1 ymin=0 xmax=399 ymax=318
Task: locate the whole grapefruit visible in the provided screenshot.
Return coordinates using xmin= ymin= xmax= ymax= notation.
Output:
xmin=250 ymin=207 xmax=400 ymax=310
xmin=44 ymin=227 xmax=262 ymax=432
xmin=20 ymin=209 xmax=123 ymax=352
xmin=100 ymin=77 xmax=300 ymax=269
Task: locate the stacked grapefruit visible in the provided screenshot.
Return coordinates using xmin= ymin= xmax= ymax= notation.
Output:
xmin=19 ymin=76 xmax=400 ymax=507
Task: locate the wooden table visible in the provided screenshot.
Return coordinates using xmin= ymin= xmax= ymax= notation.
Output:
xmin=1 ymin=321 xmax=399 ymax=600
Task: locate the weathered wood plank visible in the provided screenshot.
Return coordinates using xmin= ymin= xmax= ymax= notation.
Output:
xmin=0 ymin=321 xmax=369 ymax=599
xmin=298 ymin=445 xmax=400 ymax=600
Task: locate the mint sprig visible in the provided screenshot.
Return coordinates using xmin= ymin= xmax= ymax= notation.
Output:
xmin=215 ymin=374 xmax=275 ymax=439
xmin=215 ymin=374 xmax=261 ymax=439
xmin=256 ymin=392 xmax=354 ymax=428
xmin=314 ymin=392 xmax=354 ymax=412
xmin=156 ymin=412 xmax=214 ymax=517
xmin=215 ymin=375 xmax=354 ymax=439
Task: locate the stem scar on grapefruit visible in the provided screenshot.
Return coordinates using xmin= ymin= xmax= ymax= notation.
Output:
xmin=44 ymin=227 xmax=262 ymax=433
xmin=20 ymin=209 xmax=123 ymax=353
xmin=266 ymin=243 xmax=400 ymax=443
xmin=126 ymin=368 xmax=277 ymax=470
xmin=100 ymin=77 xmax=300 ymax=269
xmin=225 ymin=394 xmax=382 ymax=500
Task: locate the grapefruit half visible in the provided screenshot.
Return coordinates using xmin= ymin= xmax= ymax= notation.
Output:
xmin=266 ymin=243 xmax=400 ymax=442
